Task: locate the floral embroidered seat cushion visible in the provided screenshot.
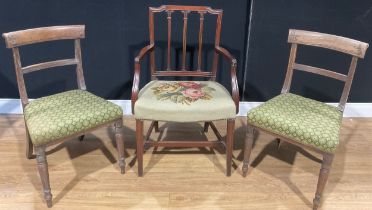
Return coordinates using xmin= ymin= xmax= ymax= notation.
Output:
xmin=134 ymin=81 xmax=236 ymax=122
xmin=24 ymin=89 xmax=123 ymax=146
xmin=247 ymin=93 xmax=342 ymax=152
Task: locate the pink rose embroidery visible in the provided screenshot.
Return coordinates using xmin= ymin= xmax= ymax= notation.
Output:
xmin=178 ymin=82 xmax=201 ymax=89
xmin=181 ymin=88 xmax=205 ymax=99
xmin=151 ymin=81 xmax=215 ymax=104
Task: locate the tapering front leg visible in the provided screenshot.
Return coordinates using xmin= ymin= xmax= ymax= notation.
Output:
xmin=25 ymin=125 xmax=34 ymax=159
xmin=242 ymin=125 xmax=254 ymax=177
xmin=136 ymin=119 xmax=144 ymax=177
xmin=115 ymin=119 xmax=126 ymax=174
xmin=226 ymin=119 xmax=235 ymax=176
xmin=313 ymin=153 xmax=334 ymax=210
xmin=35 ymin=146 xmax=52 ymax=208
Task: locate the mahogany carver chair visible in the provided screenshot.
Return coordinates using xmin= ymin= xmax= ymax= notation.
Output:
xmin=131 ymin=5 xmax=239 ymax=177
xmin=3 ymin=25 xmax=126 ymax=207
xmin=242 ymin=29 xmax=368 ymax=209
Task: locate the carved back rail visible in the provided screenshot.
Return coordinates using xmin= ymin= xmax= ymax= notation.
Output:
xmin=282 ymin=29 xmax=369 ymax=111
xmin=149 ymin=5 xmax=223 ymax=79
xmin=2 ymin=25 xmax=86 ymax=108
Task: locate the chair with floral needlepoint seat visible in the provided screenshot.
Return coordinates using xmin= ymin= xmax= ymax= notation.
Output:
xmin=131 ymin=5 xmax=239 ymax=177
xmin=3 ymin=25 xmax=126 ymax=208
xmin=242 ymin=29 xmax=368 ymax=210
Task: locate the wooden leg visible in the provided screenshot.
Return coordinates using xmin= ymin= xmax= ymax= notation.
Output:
xmin=136 ymin=119 xmax=144 ymax=177
xmin=204 ymin=122 xmax=209 ymax=132
xmin=78 ymin=135 xmax=85 ymax=141
xmin=242 ymin=125 xmax=254 ymax=177
xmin=154 ymin=121 xmax=159 ymax=132
xmin=35 ymin=146 xmax=52 ymax=208
xmin=313 ymin=153 xmax=334 ymax=210
xmin=226 ymin=119 xmax=235 ymax=177
xmin=25 ymin=126 xmax=34 ymax=159
xmin=115 ymin=119 xmax=126 ymax=174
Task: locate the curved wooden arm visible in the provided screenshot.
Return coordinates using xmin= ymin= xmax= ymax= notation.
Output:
xmin=131 ymin=44 xmax=155 ymax=114
xmin=215 ymin=46 xmax=239 ymax=113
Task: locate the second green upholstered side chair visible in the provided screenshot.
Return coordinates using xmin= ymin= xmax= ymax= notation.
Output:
xmin=242 ymin=29 xmax=368 ymax=210
xmin=131 ymin=5 xmax=239 ymax=177
xmin=3 ymin=25 xmax=126 ymax=208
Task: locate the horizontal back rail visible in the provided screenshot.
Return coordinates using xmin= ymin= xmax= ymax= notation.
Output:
xmin=293 ymin=63 xmax=347 ymax=81
xmin=150 ymin=5 xmax=222 ymax=14
xmin=3 ymin=25 xmax=85 ymax=48
xmin=3 ymin=25 xmax=86 ymax=107
xmin=284 ymin=29 xmax=369 ymax=112
xmin=22 ymin=58 xmax=78 ymax=74
xmin=153 ymin=70 xmax=214 ymax=77
xmin=288 ymin=29 xmax=368 ymax=58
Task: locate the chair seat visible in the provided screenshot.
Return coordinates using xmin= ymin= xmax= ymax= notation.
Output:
xmin=24 ymin=89 xmax=123 ymax=146
xmin=134 ymin=81 xmax=236 ymax=122
xmin=247 ymin=93 xmax=342 ymax=152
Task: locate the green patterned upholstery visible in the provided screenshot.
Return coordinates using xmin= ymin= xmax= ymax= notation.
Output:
xmin=24 ymin=89 xmax=123 ymax=146
xmin=247 ymin=93 xmax=342 ymax=152
xmin=134 ymin=81 xmax=236 ymax=122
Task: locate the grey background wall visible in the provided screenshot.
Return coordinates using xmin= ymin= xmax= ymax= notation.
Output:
xmin=244 ymin=0 xmax=372 ymax=102
xmin=0 ymin=0 xmax=249 ymax=100
xmin=0 ymin=0 xmax=371 ymax=103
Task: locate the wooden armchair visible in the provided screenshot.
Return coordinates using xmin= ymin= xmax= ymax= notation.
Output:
xmin=3 ymin=25 xmax=126 ymax=207
xmin=242 ymin=29 xmax=368 ymax=209
xmin=131 ymin=5 xmax=239 ymax=176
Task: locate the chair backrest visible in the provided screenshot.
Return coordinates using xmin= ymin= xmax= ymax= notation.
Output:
xmin=3 ymin=25 xmax=86 ymax=108
xmin=148 ymin=5 xmax=223 ymax=79
xmin=282 ymin=29 xmax=369 ymax=111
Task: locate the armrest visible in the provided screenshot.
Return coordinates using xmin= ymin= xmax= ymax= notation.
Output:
xmin=215 ymin=46 xmax=239 ymax=114
xmin=131 ymin=44 xmax=154 ymax=114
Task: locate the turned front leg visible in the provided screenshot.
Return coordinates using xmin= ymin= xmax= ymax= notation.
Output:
xmin=242 ymin=125 xmax=254 ymax=177
xmin=115 ymin=119 xmax=126 ymax=174
xmin=136 ymin=120 xmax=144 ymax=177
xmin=226 ymin=119 xmax=235 ymax=177
xmin=313 ymin=153 xmax=334 ymax=210
xmin=35 ymin=146 xmax=52 ymax=208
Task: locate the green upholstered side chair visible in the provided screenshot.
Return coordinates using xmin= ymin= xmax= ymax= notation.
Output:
xmin=131 ymin=5 xmax=239 ymax=177
xmin=3 ymin=25 xmax=125 ymax=208
xmin=242 ymin=29 xmax=368 ymax=210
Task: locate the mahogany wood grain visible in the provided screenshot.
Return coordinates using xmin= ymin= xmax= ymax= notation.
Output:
xmin=152 ymin=70 xmax=214 ymax=77
xmin=226 ymin=119 xmax=235 ymax=176
xmin=166 ymin=11 xmax=173 ymax=70
xmin=197 ymin=12 xmax=206 ymax=71
xmin=132 ymin=5 xmax=237 ymax=177
xmin=136 ymin=120 xmax=144 ymax=177
xmin=215 ymin=46 xmax=239 ymax=113
xmin=181 ymin=10 xmax=189 ymax=70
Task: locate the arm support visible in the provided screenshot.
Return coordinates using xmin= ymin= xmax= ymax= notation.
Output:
xmin=215 ymin=46 xmax=239 ymax=113
xmin=131 ymin=44 xmax=154 ymax=114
